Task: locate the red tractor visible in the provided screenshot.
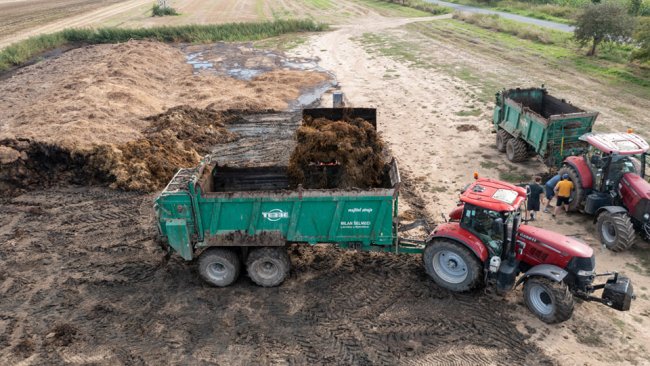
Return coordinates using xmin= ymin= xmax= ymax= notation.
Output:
xmin=424 ymin=178 xmax=634 ymax=323
xmin=557 ymin=133 xmax=650 ymax=251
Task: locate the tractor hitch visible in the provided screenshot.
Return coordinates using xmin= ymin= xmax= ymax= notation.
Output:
xmin=577 ymin=272 xmax=635 ymax=311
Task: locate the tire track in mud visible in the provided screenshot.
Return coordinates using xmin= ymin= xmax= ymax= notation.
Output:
xmin=0 ymin=187 xmax=554 ymax=365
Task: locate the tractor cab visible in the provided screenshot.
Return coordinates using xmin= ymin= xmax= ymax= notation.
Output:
xmin=581 ymin=133 xmax=649 ymax=192
xmin=458 ymin=179 xmax=526 ymax=259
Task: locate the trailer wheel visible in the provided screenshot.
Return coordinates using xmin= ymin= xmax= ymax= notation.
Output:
xmin=496 ymin=129 xmax=512 ymax=153
xmin=423 ymin=239 xmax=482 ymax=292
xmin=198 ymin=248 xmax=241 ymax=287
xmin=505 ymin=138 xmax=528 ymax=163
xmin=246 ymin=247 xmax=291 ymax=287
xmin=597 ymin=211 xmax=637 ymax=252
xmin=523 ymin=277 xmax=574 ymax=324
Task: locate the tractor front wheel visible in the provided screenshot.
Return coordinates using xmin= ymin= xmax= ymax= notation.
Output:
xmin=246 ymin=247 xmax=291 ymax=287
xmin=505 ymin=138 xmax=528 ymax=163
xmin=423 ymin=239 xmax=482 ymax=292
xmin=597 ymin=211 xmax=637 ymax=252
xmin=198 ymin=248 xmax=241 ymax=287
xmin=496 ymin=129 xmax=512 ymax=153
xmin=523 ymin=277 xmax=574 ymax=324
xmin=557 ymin=165 xmax=584 ymax=212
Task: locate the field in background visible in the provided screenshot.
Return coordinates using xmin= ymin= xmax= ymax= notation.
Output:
xmin=0 ymin=0 xmax=126 ymax=38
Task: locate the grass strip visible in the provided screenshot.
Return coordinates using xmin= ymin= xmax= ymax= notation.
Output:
xmin=0 ymin=19 xmax=327 ymax=72
xmin=452 ymin=11 xmax=569 ymax=44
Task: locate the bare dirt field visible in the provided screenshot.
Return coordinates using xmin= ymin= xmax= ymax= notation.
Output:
xmin=1 ymin=0 xmax=650 ymax=365
xmin=0 ymin=0 xmax=126 ymax=38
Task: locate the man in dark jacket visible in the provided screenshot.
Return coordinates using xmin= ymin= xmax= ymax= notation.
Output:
xmin=526 ymin=176 xmax=545 ymax=221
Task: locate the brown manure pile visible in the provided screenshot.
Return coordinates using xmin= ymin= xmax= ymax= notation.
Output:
xmin=89 ymin=106 xmax=239 ymax=191
xmin=0 ymin=106 xmax=238 ymax=193
xmin=288 ymin=116 xmax=386 ymax=189
xmin=0 ymin=40 xmax=331 ymax=194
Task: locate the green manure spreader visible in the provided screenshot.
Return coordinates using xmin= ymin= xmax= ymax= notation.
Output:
xmin=493 ymin=86 xmax=598 ymax=168
xmin=153 ymin=154 xmax=425 ymax=287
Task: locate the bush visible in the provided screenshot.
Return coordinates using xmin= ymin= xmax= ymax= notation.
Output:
xmin=632 ymin=17 xmax=650 ymax=62
xmin=0 ymin=20 xmax=327 ymax=72
xmin=404 ymin=0 xmax=451 ymax=14
xmin=152 ymin=3 xmax=179 ymax=17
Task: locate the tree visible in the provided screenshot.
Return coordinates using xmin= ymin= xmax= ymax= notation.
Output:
xmin=574 ymin=3 xmax=635 ymax=56
xmin=629 ymin=0 xmax=642 ymax=16
xmin=632 ymin=18 xmax=650 ymax=63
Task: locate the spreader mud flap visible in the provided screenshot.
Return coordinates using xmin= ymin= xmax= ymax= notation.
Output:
xmin=165 ymin=219 xmax=193 ymax=261
xmin=602 ymin=275 xmax=634 ymax=311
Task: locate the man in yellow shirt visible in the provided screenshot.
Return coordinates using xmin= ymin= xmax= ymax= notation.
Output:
xmin=553 ymin=173 xmax=574 ymax=218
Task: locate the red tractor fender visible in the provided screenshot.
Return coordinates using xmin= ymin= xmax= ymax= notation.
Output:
xmin=564 ymin=156 xmax=593 ymax=189
xmin=428 ymin=222 xmax=489 ymax=262
xmin=448 ymin=204 xmax=464 ymax=221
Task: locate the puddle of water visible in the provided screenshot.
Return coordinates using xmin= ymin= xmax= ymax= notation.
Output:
xmin=186 ymin=52 xmax=215 ymax=72
xmin=181 ymin=43 xmax=336 ymax=109
xmin=227 ymin=68 xmax=264 ymax=80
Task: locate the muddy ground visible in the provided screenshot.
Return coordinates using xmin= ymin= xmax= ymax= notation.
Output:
xmin=0 ymin=187 xmax=555 ymax=365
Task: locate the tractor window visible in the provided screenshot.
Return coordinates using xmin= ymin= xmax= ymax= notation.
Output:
xmin=460 ymin=205 xmax=504 ymax=256
xmin=606 ymin=154 xmax=643 ymax=188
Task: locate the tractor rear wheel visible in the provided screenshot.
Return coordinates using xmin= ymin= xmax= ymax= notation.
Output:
xmin=505 ymin=138 xmax=528 ymax=162
xmin=496 ymin=129 xmax=512 ymax=153
xmin=198 ymin=248 xmax=241 ymax=287
xmin=523 ymin=277 xmax=574 ymax=324
xmin=596 ymin=211 xmax=637 ymax=252
xmin=557 ymin=165 xmax=584 ymax=212
xmin=246 ymin=247 xmax=291 ymax=287
xmin=423 ymin=239 xmax=482 ymax=292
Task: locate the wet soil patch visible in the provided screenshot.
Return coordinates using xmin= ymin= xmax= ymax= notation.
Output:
xmin=0 ymin=187 xmax=556 ymax=364
xmin=456 ymin=123 xmax=479 ymax=132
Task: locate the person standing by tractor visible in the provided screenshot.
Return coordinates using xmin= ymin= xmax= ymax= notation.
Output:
xmin=543 ymin=174 xmax=561 ymax=213
xmin=553 ymin=174 xmax=574 ymax=218
xmin=526 ymin=176 xmax=545 ymax=221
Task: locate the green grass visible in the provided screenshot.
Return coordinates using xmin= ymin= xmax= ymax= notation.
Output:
xmin=357 ymin=32 xmax=432 ymax=68
xmin=452 ymin=12 xmax=568 ymax=44
xmin=152 ymin=4 xmax=179 ymax=17
xmin=498 ymin=170 xmax=531 ymax=183
xmin=440 ymin=17 xmax=650 ymax=91
xmin=455 ymin=108 xmax=482 ymax=116
xmin=480 ymin=160 xmax=499 ymax=169
xmin=0 ymin=19 xmax=327 ymax=72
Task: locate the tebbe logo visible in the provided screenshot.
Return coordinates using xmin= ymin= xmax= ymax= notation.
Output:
xmin=262 ymin=209 xmax=289 ymax=222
